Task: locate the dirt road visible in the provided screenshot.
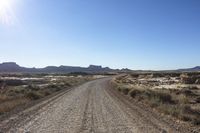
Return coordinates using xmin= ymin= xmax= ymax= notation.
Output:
xmin=0 ymin=78 xmax=190 ymax=133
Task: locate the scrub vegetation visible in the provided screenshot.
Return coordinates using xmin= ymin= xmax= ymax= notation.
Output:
xmin=112 ymin=73 xmax=200 ymax=125
xmin=0 ymin=73 xmax=97 ymax=115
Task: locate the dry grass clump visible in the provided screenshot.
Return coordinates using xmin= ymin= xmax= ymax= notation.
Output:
xmin=0 ymin=97 xmax=29 ymax=114
xmin=165 ymin=105 xmax=200 ymax=125
xmin=119 ymin=87 xmax=200 ymax=125
xmin=129 ymin=89 xmax=143 ymax=98
xmin=0 ymin=95 xmax=9 ymax=103
xmin=26 ymin=91 xmax=43 ymax=100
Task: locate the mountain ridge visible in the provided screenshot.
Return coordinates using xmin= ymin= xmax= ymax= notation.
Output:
xmin=178 ymin=66 xmax=200 ymax=72
xmin=0 ymin=62 xmax=119 ymax=73
xmin=0 ymin=62 xmax=199 ymax=73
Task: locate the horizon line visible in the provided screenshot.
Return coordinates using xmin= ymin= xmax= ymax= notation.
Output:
xmin=0 ymin=61 xmax=199 ymax=71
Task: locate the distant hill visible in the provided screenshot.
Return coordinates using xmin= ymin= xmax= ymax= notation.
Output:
xmin=178 ymin=66 xmax=200 ymax=72
xmin=1 ymin=62 xmax=199 ymax=73
xmin=0 ymin=62 xmax=29 ymax=72
xmin=0 ymin=62 xmax=119 ymax=73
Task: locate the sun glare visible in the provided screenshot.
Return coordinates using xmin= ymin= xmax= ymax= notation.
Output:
xmin=0 ymin=0 xmax=15 ymax=25
xmin=0 ymin=0 xmax=10 ymax=9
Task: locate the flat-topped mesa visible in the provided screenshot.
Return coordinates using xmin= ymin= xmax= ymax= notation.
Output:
xmin=88 ymin=65 xmax=103 ymax=69
xmin=0 ymin=62 xmax=19 ymax=67
xmin=87 ymin=65 xmax=113 ymax=72
xmin=0 ymin=62 xmax=21 ymax=72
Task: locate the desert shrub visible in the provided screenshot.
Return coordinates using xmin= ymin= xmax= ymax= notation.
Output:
xmin=47 ymin=84 xmax=58 ymax=88
xmin=117 ymin=87 xmax=122 ymax=92
xmin=167 ymin=106 xmax=180 ymax=117
xmin=129 ymin=89 xmax=142 ymax=98
xmin=169 ymin=73 xmax=181 ymax=77
xmin=54 ymin=87 xmax=62 ymax=92
xmin=27 ymin=84 xmax=40 ymax=91
xmin=180 ymin=89 xmax=196 ymax=97
xmin=64 ymin=82 xmax=72 ymax=87
xmin=178 ymin=105 xmax=200 ymax=123
xmin=192 ymin=118 xmax=200 ymax=125
xmin=4 ymin=79 xmax=26 ymax=86
xmin=0 ymin=98 xmax=29 ymax=114
xmin=156 ymin=93 xmax=173 ymax=104
xmin=150 ymin=73 xmax=165 ymax=78
xmin=44 ymin=84 xmax=61 ymax=92
xmin=42 ymin=90 xmax=51 ymax=96
xmin=179 ymin=114 xmax=191 ymax=122
xmin=19 ymin=88 xmax=26 ymax=94
xmin=26 ymin=92 xmax=42 ymax=100
xmin=130 ymin=74 xmax=139 ymax=78
xmin=13 ymin=87 xmax=26 ymax=93
xmin=177 ymin=94 xmax=190 ymax=104
xmin=180 ymin=105 xmax=192 ymax=114
xmin=144 ymin=90 xmax=174 ymax=104
xmin=121 ymin=88 xmax=130 ymax=95
xmin=48 ymin=84 xmax=64 ymax=89
xmin=195 ymin=96 xmax=200 ymax=103
xmin=0 ymin=95 xmax=9 ymax=103
xmin=157 ymin=105 xmax=178 ymax=116
xmin=68 ymin=72 xmax=89 ymax=76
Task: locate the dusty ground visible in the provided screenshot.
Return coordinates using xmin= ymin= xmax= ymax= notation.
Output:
xmin=0 ymin=77 xmax=194 ymax=133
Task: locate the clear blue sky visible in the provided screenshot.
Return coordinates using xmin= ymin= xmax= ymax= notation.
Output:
xmin=0 ymin=0 xmax=200 ymax=70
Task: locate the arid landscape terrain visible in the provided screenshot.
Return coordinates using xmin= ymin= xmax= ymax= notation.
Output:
xmin=0 ymin=70 xmax=200 ymax=133
xmin=0 ymin=73 xmax=102 ymax=116
xmin=1 ymin=0 xmax=199 ymax=132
